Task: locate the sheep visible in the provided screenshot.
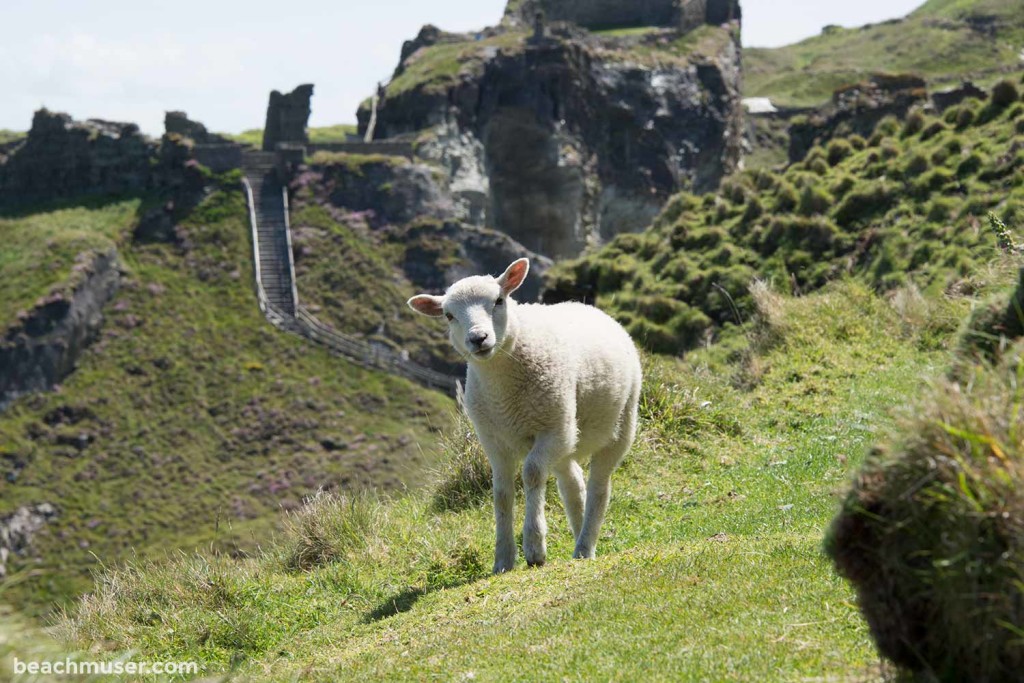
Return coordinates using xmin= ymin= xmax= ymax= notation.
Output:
xmin=409 ymin=258 xmax=642 ymax=572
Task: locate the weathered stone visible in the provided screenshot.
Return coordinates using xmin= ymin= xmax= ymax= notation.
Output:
xmin=262 ymin=84 xmax=314 ymax=151
xmin=0 ymin=249 xmax=121 ymax=409
xmin=361 ymin=25 xmax=743 ymax=259
xmin=164 ymin=111 xmax=231 ymax=144
xmin=0 ymin=503 xmax=57 ymax=578
xmin=295 ymin=154 xmax=454 ymax=226
xmin=505 ymin=0 xmax=740 ymax=32
xmin=788 ymin=74 xmax=928 ymax=162
xmin=931 ymin=81 xmax=988 ymax=112
xmin=0 ymin=110 xmax=206 ymax=208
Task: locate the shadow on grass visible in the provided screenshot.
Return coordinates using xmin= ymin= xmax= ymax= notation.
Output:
xmin=364 ymin=547 xmax=489 ymax=622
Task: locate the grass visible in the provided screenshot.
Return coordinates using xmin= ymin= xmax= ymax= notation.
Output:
xmin=0 ymin=130 xmax=25 ymax=147
xmin=52 ymin=279 xmax=957 ymax=679
xmin=0 ymin=200 xmax=140 ymax=331
xmin=545 ymin=88 xmax=1024 ymax=354
xmin=0 ymin=188 xmax=453 ymax=615
xmin=220 ymin=125 xmax=358 ymax=148
xmin=744 ymin=0 xmax=1024 ymax=106
xmin=386 ymin=32 xmax=528 ymax=98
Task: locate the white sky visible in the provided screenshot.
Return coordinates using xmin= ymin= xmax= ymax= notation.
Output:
xmin=0 ymin=0 xmax=925 ymax=135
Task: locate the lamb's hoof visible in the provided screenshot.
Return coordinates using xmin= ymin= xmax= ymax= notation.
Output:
xmin=572 ymin=546 xmax=596 ymax=560
xmin=524 ymin=545 xmax=547 ymax=567
xmin=493 ymin=555 xmax=516 ymax=574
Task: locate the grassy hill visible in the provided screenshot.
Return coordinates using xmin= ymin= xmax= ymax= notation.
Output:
xmin=546 ymin=85 xmax=1024 ymax=353
xmin=223 ymin=125 xmax=358 ymax=148
xmin=0 ymin=183 xmax=452 ymax=614
xmin=48 ymin=267 xmax=1015 ymax=679
xmin=744 ymin=0 xmax=1024 ymax=107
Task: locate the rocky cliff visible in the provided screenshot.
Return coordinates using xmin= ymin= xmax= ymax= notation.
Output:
xmin=0 ymin=249 xmax=121 ymax=410
xmin=0 ymin=110 xmax=204 ymax=209
xmin=359 ymin=4 xmax=743 ymax=260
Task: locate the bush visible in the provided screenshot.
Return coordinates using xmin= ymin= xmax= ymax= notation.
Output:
xmin=833 ymin=182 xmax=895 ymax=227
xmin=991 ymin=79 xmax=1021 ymax=108
xmin=826 ymin=367 xmax=1024 ymax=680
xmin=920 ymin=120 xmax=947 ymax=141
xmin=955 ymin=105 xmax=976 ymax=129
xmin=901 ymin=110 xmax=926 ymax=137
xmin=283 ymin=490 xmax=386 ymax=570
xmin=904 ymin=153 xmax=929 ymax=177
xmin=826 ymin=139 xmax=853 ymax=166
xmin=797 ymin=185 xmax=834 ymax=217
xmin=956 ymin=268 xmax=1024 ymax=366
xmin=774 ymin=180 xmax=799 ymax=212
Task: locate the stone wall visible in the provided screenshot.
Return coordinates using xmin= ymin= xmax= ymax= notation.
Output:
xmin=262 ymin=84 xmax=314 ymax=151
xmin=0 ymin=111 xmax=154 ymax=206
xmin=0 ymin=110 xmax=205 ymax=208
xmin=506 ymin=0 xmax=740 ymax=31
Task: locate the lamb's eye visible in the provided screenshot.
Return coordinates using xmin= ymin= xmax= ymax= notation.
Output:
xmin=495 ymin=297 xmax=504 ymax=306
xmin=445 ymin=312 xmax=454 ymax=322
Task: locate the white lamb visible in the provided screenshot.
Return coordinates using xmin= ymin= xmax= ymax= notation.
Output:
xmin=409 ymin=258 xmax=642 ymax=572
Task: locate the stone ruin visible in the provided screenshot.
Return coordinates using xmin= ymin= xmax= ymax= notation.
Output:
xmin=262 ymin=84 xmax=314 ymax=151
xmin=164 ymin=110 xmax=232 ymax=145
xmin=506 ymin=0 xmax=740 ymax=32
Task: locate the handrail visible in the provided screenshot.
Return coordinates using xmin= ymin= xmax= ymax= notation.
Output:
xmin=281 ymin=184 xmax=300 ymax=310
xmin=241 ymin=160 xmax=458 ymax=393
xmin=241 ymin=177 xmax=270 ymax=316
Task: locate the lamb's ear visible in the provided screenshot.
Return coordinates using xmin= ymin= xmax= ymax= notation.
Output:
xmin=407 ymin=294 xmax=445 ymax=318
xmin=497 ymin=258 xmax=530 ymax=296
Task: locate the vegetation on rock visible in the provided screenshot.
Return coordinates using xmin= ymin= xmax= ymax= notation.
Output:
xmin=545 ymin=90 xmax=1024 ymax=354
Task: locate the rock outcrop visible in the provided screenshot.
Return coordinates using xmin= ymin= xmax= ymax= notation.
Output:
xmin=360 ymin=7 xmax=743 ymax=259
xmin=0 ymin=111 xmax=153 ymax=207
xmin=504 ymin=0 xmax=741 ymax=32
xmin=0 ymin=249 xmax=121 ymax=409
xmin=0 ymin=503 xmax=58 ymax=578
xmin=164 ymin=111 xmax=232 ymax=145
xmin=262 ymin=84 xmax=314 ymax=151
xmin=0 ymin=110 xmax=206 ymax=209
xmin=788 ymin=74 xmax=928 ymax=162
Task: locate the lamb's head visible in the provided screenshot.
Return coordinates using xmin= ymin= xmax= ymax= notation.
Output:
xmin=408 ymin=259 xmax=530 ymax=362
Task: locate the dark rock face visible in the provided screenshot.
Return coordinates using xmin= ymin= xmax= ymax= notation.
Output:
xmin=0 ymin=503 xmax=58 ymax=578
xmin=295 ymin=157 xmax=454 ymax=227
xmin=506 ymin=0 xmax=740 ymax=32
xmin=0 ymin=249 xmax=121 ymax=410
xmin=164 ymin=111 xmax=232 ymax=145
xmin=0 ymin=110 xmax=153 ymax=206
xmin=932 ymin=81 xmax=988 ymax=112
xmin=400 ymin=220 xmax=553 ymax=302
xmin=0 ymin=110 xmax=206 ymax=209
xmin=788 ymin=74 xmax=928 ymax=162
xmin=262 ymin=84 xmax=314 ymax=151
xmin=363 ymin=28 xmax=743 ymax=259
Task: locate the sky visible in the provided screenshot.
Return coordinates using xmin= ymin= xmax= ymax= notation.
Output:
xmin=0 ymin=0 xmax=926 ymax=136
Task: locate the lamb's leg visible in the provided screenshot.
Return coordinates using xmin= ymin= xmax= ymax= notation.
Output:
xmin=555 ymin=460 xmax=586 ymax=541
xmin=490 ymin=454 xmax=518 ymax=574
xmin=522 ymin=432 xmax=573 ymax=567
xmin=575 ymin=407 xmax=637 ymax=560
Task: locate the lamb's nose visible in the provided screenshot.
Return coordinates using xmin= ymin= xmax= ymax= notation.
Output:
xmin=468 ymin=331 xmax=490 ymax=348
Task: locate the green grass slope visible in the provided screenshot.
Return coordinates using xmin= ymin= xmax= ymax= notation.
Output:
xmin=221 ymin=125 xmax=358 ymax=148
xmin=744 ymin=0 xmax=1024 ymax=107
xmin=55 ymin=278 xmax=977 ymax=680
xmin=546 ymin=89 xmax=1024 ymax=354
xmin=0 ymin=187 xmax=452 ymax=614
xmin=0 ymin=200 xmax=139 ymax=330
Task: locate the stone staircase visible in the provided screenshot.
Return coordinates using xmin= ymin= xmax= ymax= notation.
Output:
xmin=240 ymin=151 xmax=457 ymax=393
xmin=243 ymin=152 xmax=296 ymax=318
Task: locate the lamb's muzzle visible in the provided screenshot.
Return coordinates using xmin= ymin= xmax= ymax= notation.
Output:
xmin=409 ymin=258 xmax=642 ymax=572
